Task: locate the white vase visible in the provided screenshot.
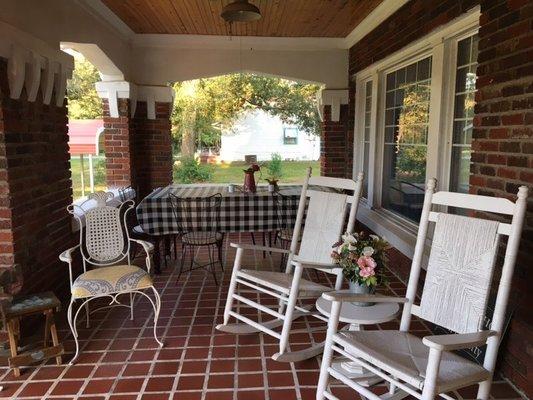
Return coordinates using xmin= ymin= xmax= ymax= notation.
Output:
xmin=348 ymin=281 xmax=375 ymax=307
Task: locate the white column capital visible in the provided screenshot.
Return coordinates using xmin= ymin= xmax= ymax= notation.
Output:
xmin=0 ymin=22 xmax=73 ymax=106
xmin=96 ymin=81 xmax=174 ymax=119
xmin=318 ymin=89 xmax=349 ymax=122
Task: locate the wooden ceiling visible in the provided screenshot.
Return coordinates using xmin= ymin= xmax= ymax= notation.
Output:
xmin=101 ymin=0 xmax=384 ymax=37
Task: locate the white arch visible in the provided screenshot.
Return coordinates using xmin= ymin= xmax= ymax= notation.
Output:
xmin=61 ymin=42 xmax=124 ymax=81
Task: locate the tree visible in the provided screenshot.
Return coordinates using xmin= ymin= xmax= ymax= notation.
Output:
xmin=171 ymin=74 xmax=321 ymax=157
xmin=67 ymin=53 xmax=102 ymax=120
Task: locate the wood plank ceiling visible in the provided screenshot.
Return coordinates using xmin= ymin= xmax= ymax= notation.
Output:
xmin=101 ymin=0 xmax=384 ymax=37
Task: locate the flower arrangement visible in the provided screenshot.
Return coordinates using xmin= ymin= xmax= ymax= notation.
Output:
xmin=331 ymin=231 xmax=389 ymax=288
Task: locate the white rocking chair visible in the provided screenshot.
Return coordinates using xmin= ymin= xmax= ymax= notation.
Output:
xmin=60 ymin=192 xmax=163 ymax=364
xmin=216 ymin=168 xmax=364 ymax=362
xmin=317 ymin=179 xmax=528 ymax=400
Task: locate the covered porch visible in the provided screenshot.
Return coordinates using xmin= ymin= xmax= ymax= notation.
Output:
xmin=0 ymin=0 xmax=531 ymax=399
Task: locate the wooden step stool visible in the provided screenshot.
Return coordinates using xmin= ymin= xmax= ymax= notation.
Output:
xmin=1 ymin=291 xmax=63 ymax=377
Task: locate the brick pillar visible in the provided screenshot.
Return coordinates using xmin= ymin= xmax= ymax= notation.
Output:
xmin=472 ymin=0 xmax=533 ymax=393
xmin=133 ymin=101 xmax=173 ymax=198
xmin=0 ymin=58 xmax=74 ymax=297
xmin=320 ymin=103 xmax=350 ymax=178
xmin=102 ymin=98 xmax=136 ymax=189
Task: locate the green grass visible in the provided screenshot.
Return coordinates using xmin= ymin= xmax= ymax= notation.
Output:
xmin=194 ymin=160 xmax=320 ymax=184
xmin=70 ymin=156 xmax=107 ymax=199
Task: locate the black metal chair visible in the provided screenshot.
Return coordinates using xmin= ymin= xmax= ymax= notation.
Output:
xmin=169 ymin=193 xmax=224 ymax=284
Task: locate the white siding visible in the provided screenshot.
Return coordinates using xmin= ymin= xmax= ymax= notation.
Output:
xmin=219 ymin=110 xmax=320 ymax=162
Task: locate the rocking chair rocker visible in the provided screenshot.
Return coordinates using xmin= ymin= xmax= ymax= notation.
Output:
xmin=216 ymin=168 xmax=364 ymax=362
xmin=317 ymin=179 xmax=528 ymax=400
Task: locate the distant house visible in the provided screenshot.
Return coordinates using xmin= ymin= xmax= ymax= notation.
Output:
xmin=219 ymin=109 xmax=320 ymax=162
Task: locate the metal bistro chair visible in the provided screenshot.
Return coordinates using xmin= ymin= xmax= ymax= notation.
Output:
xmin=317 ymin=179 xmax=528 ymax=400
xmin=60 ymin=192 xmax=163 ymax=364
xmin=169 ymin=193 xmax=224 ymax=284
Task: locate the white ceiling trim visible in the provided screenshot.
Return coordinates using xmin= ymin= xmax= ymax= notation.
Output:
xmin=342 ymin=0 xmax=410 ymax=48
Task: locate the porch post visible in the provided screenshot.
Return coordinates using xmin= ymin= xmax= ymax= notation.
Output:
xmin=96 ymin=82 xmax=174 ymax=198
xmin=0 ymin=34 xmax=75 ymax=297
xmin=319 ymin=89 xmax=351 ymax=178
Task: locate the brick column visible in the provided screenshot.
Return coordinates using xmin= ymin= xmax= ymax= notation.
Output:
xmin=133 ymin=102 xmax=173 ymax=198
xmin=102 ymin=98 xmax=136 ymax=189
xmin=0 ymin=57 xmax=74 ymax=297
xmin=97 ymin=82 xmax=174 ymax=197
xmin=320 ymin=89 xmax=350 ymax=178
xmin=471 ymin=0 xmax=533 ymax=392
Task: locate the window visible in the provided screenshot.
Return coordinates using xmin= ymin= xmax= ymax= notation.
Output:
xmin=283 ymin=127 xmax=298 ymax=145
xmin=362 ymin=81 xmax=372 ymax=198
xmin=382 ymin=57 xmax=432 ymax=222
xmin=352 ymin=9 xmax=480 ymax=251
xmin=450 ymin=34 xmax=478 ymax=193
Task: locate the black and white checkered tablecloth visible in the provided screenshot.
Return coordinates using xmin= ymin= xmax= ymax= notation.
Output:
xmin=136 ymin=184 xmax=302 ymax=236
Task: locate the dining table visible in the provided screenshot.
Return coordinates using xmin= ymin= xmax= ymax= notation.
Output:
xmin=136 ymin=183 xmax=303 ymax=236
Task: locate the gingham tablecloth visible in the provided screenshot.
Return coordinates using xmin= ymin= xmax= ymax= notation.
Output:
xmin=136 ymin=184 xmax=302 ymax=236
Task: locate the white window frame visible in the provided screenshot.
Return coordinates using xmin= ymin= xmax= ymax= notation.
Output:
xmin=352 ymin=7 xmax=480 ymax=258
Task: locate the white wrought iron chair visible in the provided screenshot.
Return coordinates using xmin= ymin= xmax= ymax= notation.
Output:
xmin=317 ymin=179 xmax=528 ymax=400
xmin=217 ymin=168 xmax=364 ymax=362
xmin=60 ymin=192 xmax=163 ymax=364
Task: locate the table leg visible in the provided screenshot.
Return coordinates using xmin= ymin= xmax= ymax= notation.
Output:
xmin=7 ymin=319 xmax=20 ymax=377
xmin=48 ymin=312 xmax=62 ymax=366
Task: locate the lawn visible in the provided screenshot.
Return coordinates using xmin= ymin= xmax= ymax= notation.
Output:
xmin=70 ymin=156 xmax=107 ymax=199
xmin=207 ymin=160 xmax=321 ymax=184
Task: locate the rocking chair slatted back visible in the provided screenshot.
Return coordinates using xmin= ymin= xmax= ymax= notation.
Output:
xmin=400 ymin=179 xmax=528 ymax=391
xmin=286 ymin=171 xmax=364 ymax=276
xmin=419 ymin=213 xmax=500 ymax=333
xmin=68 ymin=192 xmax=134 ymax=267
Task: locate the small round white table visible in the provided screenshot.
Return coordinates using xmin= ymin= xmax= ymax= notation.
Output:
xmin=316 ymin=296 xmax=400 ymax=386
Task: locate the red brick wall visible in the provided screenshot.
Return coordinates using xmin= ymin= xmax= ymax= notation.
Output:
xmin=132 ymin=102 xmax=173 ymax=198
xmin=0 ymin=58 xmax=73 ymax=298
xmin=471 ymin=0 xmax=533 ymax=392
xmin=102 ymin=98 xmax=136 ymax=189
xmin=345 ymin=0 xmax=532 ymax=394
xmin=320 ymin=104 xmax=351 ymax=178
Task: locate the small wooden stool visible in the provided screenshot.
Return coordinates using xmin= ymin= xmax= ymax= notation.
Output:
xmin=1 ymin=291 xmax=63 ymax=377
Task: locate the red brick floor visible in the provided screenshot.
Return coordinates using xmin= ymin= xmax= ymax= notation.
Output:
xmin=0 ymin=234 xmax=526 ymax=399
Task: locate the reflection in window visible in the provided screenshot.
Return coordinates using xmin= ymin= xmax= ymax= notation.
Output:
xmin=382 ymin=57 xmax=432 ymax=222
xmin=283 ymin=127 xmax=298 ymax=145
xmin=362 ymin=81 xmax=372 ymax=198
xmin=450 ymin=34 xmax=478 ymax=194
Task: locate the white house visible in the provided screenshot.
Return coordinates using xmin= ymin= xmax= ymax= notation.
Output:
xmin=219 ymin=109 xmax=320 ymax=162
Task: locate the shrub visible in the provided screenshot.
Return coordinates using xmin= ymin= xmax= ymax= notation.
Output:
xmin=173 ymin=157 xmax=213 ymax=183
xmin=266 ymin=153 xmax=283 ymax=181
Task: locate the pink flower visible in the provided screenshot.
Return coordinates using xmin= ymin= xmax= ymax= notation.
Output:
xmin=360 ymin=267 xmax=376 ymax=278
xmin=357 ymin=256 xmax=377 ymax=270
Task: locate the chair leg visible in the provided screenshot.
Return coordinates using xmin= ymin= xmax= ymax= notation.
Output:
xmin=221 ymin=247 xmax=243 ymax=325
xmin=149 ymin=287 xmax=164 ymax=347
xmin=48 ymin=312 xmax=62 ymax=366
xmin=277 ymin=265 xmax=303 ymax=356
xmin=67 ymin=299 xmax=80 ymax=365
xmin=177 ymin=243 xmax=187 ymax=283
xmin=317 ymin=301 xmax=341 ymax=400
xmin=477 ymin=379 xmax=492 ymax=400
xmin=84 ymin=302 xmax=90 ymax=328
xmin=7 ymin=319 xmax=20 ymax=377
xmin=130 ymin=292 xmax=135 ymax=321
xmin=208 ymin=244 xmax=218 ymax=285
xmin=216 ymin=239 xmax=224 ymax=272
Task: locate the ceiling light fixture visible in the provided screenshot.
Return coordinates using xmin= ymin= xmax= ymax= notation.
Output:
xmin=221 ymin=0 xmax=261 ymax=23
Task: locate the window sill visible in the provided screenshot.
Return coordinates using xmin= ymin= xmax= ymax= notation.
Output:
xmin=357 ymin=204 xmax=430 ymax=263
xmin=70 ymin=188 xmax=135 ymax=232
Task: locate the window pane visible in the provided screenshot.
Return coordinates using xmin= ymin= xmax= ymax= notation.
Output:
xmin=450 ymin=34 xmax=478 ymax=194
xmin=382 ymin=57 xmax=432 ymax=222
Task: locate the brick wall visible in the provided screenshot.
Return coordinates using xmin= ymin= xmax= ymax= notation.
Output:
xmin=320 ymin=104 xmax=351 ymax=178
xmin=102 ymin=98 xmax=136 ymax=189
xmin=471 ymin=0 xmax=533 ymax=392
xmin=345 ymin=0 xmax=532 ymax=394
xmin=0 ymin=58 xmax=73 ymax=299
xmin=133 ymin=102 xmax=173 ymax=198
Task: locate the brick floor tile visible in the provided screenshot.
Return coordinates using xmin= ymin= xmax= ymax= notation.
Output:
xmin=18 ymin=381 xmax=53 ymax=397
xmin=207 ymin=373 xmax=234 ymax=389
xmin=122 ymin=363 xmax=151 ymax=376
xmin=82 ymin=379 xmax=114 ymax=394
xmin=114 ymin=378 xmax=145 ymax=393
xmin=51 ymin=380 xmax=84 ymax=395
xmin=177 ymin=375 xmax=205 ymax=390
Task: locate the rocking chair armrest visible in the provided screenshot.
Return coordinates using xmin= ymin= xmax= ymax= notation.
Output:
xmin=130 ymin=238 xmax=154 ymax=254
xmin=423 ymin=330 xmax=497 ymax=351
xmin=291 ymin=259 xmax=340 ymax=270
xmin=322 ymin=291 xmax=409 ymax=304
xmin=59 ymin=245 xmax=80 ymax=263
xmin=230 ymin=242 xmax=292 ymax=254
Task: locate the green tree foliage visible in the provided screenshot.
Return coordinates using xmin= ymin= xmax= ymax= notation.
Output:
xmin=67 ymin=54 xmax=102 ymax=119
xmin=171 ymin=74 xmax=321 ymax=157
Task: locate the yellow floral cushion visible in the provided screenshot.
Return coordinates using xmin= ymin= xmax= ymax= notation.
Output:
xmin=72 ymin=265 xmax=153 ymax=299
